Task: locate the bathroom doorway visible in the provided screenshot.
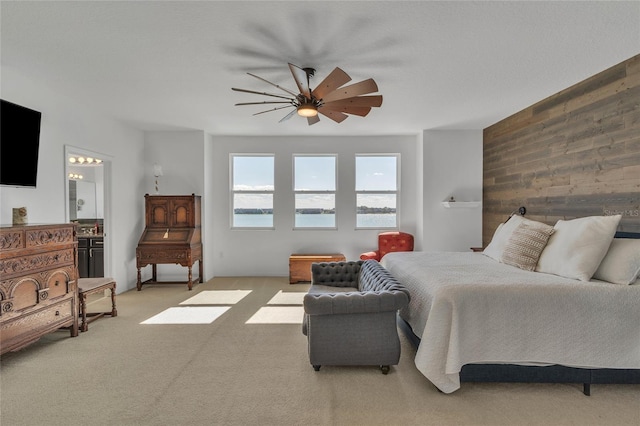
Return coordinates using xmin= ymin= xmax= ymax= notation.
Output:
xmin=64 ymin=145 xmax=112 ymax=277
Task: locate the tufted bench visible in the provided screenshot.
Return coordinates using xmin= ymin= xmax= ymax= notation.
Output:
xmin=302 ymin=259 xmax=410 ymax=374
xmin=77 ymin=277 xmax=117 ymax=332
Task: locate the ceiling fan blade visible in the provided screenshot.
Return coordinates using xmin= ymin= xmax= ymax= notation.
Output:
xmin=318 ymin=109 xmax=348 ymax=123
xmin=321 ymin=105 xmax=372 ymax=117
xmin=288 ymin=63 xmax=311 ymax=98
xmin=279 ymin=109 xmax=297 ymax=123
xmin=232 ymin=87 xmax=293 ymax=101
xmin=235 ymin=101 xmax=292 ymax=106
xmin=246 ymin=72 xmax=299 ymax=97
xmin=323 ymin=95 xmax=383 ymax=108
xmin=321 ymin=79 xmax=379 ymax=103
xmin=307 ymin=115 xmax=320 ymax=126
xmin=252 ymin=105 xmax=295 ymax=116
xmin=312 ymin=67 xmax=351 ymax=100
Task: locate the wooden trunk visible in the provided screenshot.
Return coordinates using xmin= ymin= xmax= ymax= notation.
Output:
xmin=289 ymin=254 xmax=346 ymax=284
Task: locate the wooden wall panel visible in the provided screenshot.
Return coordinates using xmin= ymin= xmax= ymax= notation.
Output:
xmin=483 ymin=54 xmax=640 ymax=245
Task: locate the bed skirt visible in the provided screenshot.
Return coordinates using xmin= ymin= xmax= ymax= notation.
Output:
xmin=398 ymin=316 xmax=640 ymax=395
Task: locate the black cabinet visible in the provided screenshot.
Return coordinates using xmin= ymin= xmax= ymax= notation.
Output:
xmin=78 ymin=238 xmax=89 ymax=278
xmin=89 ymin=238 xmax=104 ymax=277
xmin=78 ymin=237 xmax=104 ymax=278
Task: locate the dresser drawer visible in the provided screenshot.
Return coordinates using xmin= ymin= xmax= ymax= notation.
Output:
xmin=0 ymin=297 xmax=74 ymax=353
xmin=25 ymin=226 xmax=75 ymax=248
xmin=45 ymin=269 xmax=72 ymax=300
xmin=137 ymin=247 xmax=189 ymax=265
xmin=0 ymin=248 xmax=75 ymax=281
xmin=0 ymin=229 xmax=24 ymax=251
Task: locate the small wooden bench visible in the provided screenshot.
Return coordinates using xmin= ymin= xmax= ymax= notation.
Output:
xmin=77 ymin=277 xmax=117 ymax=332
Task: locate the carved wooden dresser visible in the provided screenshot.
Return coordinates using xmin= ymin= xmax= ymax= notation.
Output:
xmin=0 ymin=223 xmax=79 ymax=355
xmin=136 ymin=194 xmax=203 ymax=291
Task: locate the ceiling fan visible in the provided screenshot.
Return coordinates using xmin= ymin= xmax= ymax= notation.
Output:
xmin=232 ymin=63 xmax=383 ymax=125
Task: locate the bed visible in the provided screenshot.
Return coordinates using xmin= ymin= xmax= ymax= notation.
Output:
xmin=380 ymin=215 xmax=640 ymax=394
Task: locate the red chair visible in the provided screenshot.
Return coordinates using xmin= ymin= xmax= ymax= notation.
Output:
xmin=360 ymin=231 xmax=414 ymax=261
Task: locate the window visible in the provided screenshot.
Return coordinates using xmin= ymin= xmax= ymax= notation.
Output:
xmin=294 ymin=155 xmax=336 ymax=228
xmin=231 ymin=155 xmax=274 ymax=228
xmin=355 ymin=154 xmax=399 ymax=228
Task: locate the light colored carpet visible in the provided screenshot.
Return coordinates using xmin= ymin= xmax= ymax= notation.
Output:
xmin=1 ymin=276 xmax=638 ymax=426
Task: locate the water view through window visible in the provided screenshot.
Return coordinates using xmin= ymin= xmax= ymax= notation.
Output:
xmin=232 ymin=213 xmax=395 ymax=227
xmin=231 ymin=154 xmax=398 ymax=229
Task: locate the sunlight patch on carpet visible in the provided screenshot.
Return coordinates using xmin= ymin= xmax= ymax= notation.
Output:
xmin=245 ymin=306 xmax=304 ymax=324
xmin=266 ymin=290 xmax=305 ymax=305
xmin=179 ymin=290 xmax=252 ymax=305
xmin=141 ymin=306 xmax=230 ymax=324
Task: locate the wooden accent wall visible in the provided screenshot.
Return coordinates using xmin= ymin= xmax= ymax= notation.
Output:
xmin=482 ymin=54 xmax=640 ymax=245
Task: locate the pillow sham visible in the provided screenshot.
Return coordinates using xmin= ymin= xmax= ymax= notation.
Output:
xmin=536 ymin=215 xmax=621 ymax=281
xmin=592 ymin=238 xmax=640 ymax=285
xmin=501 ymin=220 xmax=555 ymax=271
xmin=482 ymin=215 xmax=525 ymax=261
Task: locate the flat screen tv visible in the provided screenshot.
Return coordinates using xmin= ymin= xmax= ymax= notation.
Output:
xmin=1 ymin=99 xmax=42 ymax=187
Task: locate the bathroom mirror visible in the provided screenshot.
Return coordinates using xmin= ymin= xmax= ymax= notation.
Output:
xmin=69 ymin=180 xmax=98 ymax=219
xmin=65 ymin=149 xmax=105 ymax=221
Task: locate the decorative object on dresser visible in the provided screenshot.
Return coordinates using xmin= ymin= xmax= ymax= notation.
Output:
xmin=136 ymin=194 xmax=203 ymax=291
xmin=12 ymin=207 xmax=28 ymax=225
xmin=0 ymin=223 xmax=79 ymax=355
xmin=289 ymin=253 xmax=345 ymax=284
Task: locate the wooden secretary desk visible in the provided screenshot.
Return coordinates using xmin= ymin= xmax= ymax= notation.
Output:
xmin=136 ymin=194 xmax=203 ymax=291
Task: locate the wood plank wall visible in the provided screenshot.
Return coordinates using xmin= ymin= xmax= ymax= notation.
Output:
xmin=483 ymin=54 xmax=640 ymax=245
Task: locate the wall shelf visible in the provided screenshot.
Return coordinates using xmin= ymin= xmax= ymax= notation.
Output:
xmin=441 ymin=201 xmax=481 ymax=209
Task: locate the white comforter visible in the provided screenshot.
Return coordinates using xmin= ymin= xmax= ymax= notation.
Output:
xmin=381 ymin=251 xmax=640 ymax=393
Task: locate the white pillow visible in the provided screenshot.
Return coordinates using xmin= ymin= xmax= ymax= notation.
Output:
xmin=592 ymin=238 xmax=640 ymax=285
xmin=482 ymin=215 xmax=525 ymax=261
xmin=536 ymin=215 xmax=622 ymax=281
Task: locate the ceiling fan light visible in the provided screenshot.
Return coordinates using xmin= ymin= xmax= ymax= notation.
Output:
xmin=297 ymin=104 xmax=318 ymax=117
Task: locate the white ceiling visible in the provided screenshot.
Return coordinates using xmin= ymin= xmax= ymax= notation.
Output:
xmin=2 ymin=1 xmax=639 ymax=136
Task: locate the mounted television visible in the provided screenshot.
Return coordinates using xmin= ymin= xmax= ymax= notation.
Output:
xmin=1 ymin=100 xmax=42 ymax=187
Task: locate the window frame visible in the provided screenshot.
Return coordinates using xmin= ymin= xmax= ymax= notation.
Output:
xmin=230 ymin=153 xmax=275 ymax=230
xmin=293 ymin=154 xmax=338 ymax=230
xmin=355 ymin=153 xmax=400 ymax=230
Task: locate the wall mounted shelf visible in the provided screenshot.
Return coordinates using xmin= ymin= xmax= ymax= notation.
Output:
xmin=441 ymin=201 xmax=481 ymax=209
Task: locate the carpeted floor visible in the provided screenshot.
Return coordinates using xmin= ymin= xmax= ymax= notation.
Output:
xmin=1 ymin=276 xmax=638 ymax=426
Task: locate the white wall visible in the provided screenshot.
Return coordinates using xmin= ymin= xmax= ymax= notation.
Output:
xmin=143 ymin=131 xmax=208 ymax=281
xmin=422 ymin=130 xmax=483 ymax=251
xmin=0 ymin=65 xmax=146 ymax=293
xmin=211 ymin=135 xmax=420 ymax=277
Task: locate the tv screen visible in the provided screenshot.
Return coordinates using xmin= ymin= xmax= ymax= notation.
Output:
xmin=0 ymin=99 xmax=42 ymax=187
